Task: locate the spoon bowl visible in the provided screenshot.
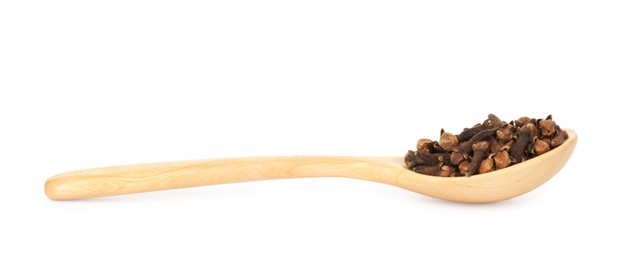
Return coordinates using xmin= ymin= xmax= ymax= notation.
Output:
xmin=45 ymin=130 xmax=577 ymax=202
xmin=393 ymin=129 xmax=577 ymax=202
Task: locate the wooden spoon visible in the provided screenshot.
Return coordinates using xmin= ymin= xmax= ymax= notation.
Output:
xmin=45 ymin=130 xmax=577 ymax=202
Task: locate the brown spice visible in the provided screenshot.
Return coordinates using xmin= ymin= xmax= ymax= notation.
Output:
xmin=439 ymin=165 xmax=455 ymax=177
xmin=416 ymin=139 xmax=434 ymax=152
xmin=487 ymin=136 xmax=501 ymax=154
xmin=414 ymin=165 xmax=438 ymax=176
xmin=450 ymin=151 xmax=465 ymax=165
xmin=458 ymin=161 xmax=469 ymax=175
xmin=493 ymin=150 xmax=512 ymax=169
xmin=539 ymin=119 xmax=556 ymax=137
xmin=510 ymin=124 xmax=533 ymax=163
xmin=434 ymin=152 xmax=452 ymax=166
xmin=515 ymin=117 xmax=530 ymax=128
xmin=496 ymin=125 xmax=513 ymax=143
xmin=416 ymin=151 xmax=440 ymax=166
xmin=534 ymin=139 xmax=551 ymax=155
xmin=458 ymin=128 xmax=498 ymax=155
xmin=439 ymin=129 xmax=459 ymax=151
xmin=478 ymin=157 xmax=494 ymax=174
xmin=551 ymin=125 xmax=567 ymax=147
xmin=487 ymin=114 xmax=504 ymax=128
xmin=405 ymin=114 xmax=568 ymax=177
xmin=466 ymin=141 xmax=489 ymax=176
xmin=457 ymin=124 xmax=484 ymax=142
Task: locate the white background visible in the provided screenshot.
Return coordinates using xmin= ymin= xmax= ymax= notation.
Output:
xmin=1 ymin=1 xmax=620 ymax=259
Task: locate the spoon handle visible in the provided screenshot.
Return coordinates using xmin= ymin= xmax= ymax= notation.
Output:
xmin=45 ymin=156 xmax=399 ymax=200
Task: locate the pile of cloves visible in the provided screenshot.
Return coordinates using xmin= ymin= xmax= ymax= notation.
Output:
xmin=404 ymin=114 xmax=568 ymax=177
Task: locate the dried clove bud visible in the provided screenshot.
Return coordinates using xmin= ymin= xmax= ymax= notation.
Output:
xmin=526 ymin=122 xmax=539 ymax=139
xmin=526 ymin=141 xmax=536 ymax=156
xmin=458 ymin=161 xmax=469 ymax=175
xmin=430 ymin=141 xmax=445 ymax=153
xmin=510 ymin=124 xmax=533 ymax=163
xmin=414 ymin=165 xmax=439 ymax=176
xmin=534 ymin=139 xmax=550 ymax=155
xmin=450 ymin=151 xmax=465 ymax=165
xmin=439 ymin=165 xmax=455 ymax=177
xmin=417 ymin=139 xmax=434 ymax=152
xmin=416 ymin=151 xmax=440 ymax=166
xmin=527 ymin=118 xmax=538 ymax=126
xmin=405 ymin=150 xmax=430 ymax=168
xmin=515 ymin=117 xmax=530 ymax=128
xmin=487 ymin=136 xmax=501 ymax=154
xmin=434 ymin=152 xmax=452 ymax=166
xmin=539 ymin=119 xmax=556 ymax=137
xmin=488 ymin=114 xmax=504 ymax=128
xmin=551 ymin=132 xmax=566 ymax=147
xmin=459 ymin=127 xmax=498 ymax=155
xmin=550 ymin=125 xmax=568 ymax=147
xmin=457 ymin=124 xmax=484 ymax=142
xmin=439 ymin=129 xmax=459 ymax=151
xmin=404 ymin=150 xmax=417 ymax=169
xmin=496 ymin=126 xmax=514 ymax=143
xmin=540 ymin=138 xmax=552 ymax=146
xmin=500 ymin=139 xmax=515 ymax=151
xmin=478 ymin=157 xmax=494 ymax=174
xmin=493 ymin=150 xmax=512 ymax=169
xmin=466 ymin=141 xmax=490 ymax=176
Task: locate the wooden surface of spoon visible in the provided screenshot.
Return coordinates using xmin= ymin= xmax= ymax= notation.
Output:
xmin=45 ymin=130 xmax=577 ymax=202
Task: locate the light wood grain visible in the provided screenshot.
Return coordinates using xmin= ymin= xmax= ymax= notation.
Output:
xmin=45 ymin=130 xmax=577 ymax=202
